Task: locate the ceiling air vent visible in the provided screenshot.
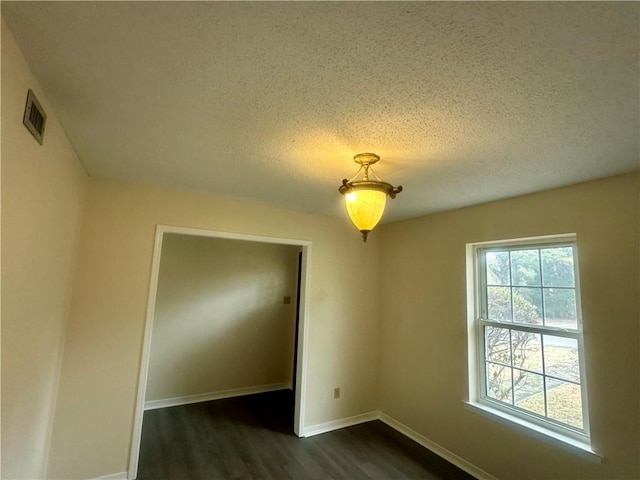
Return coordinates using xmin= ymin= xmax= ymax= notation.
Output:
xmin=23 ymin=89 xmax=47 ymax=145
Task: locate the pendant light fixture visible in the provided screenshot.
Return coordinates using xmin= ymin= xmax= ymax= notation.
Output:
xmin=338 ymin=153 xmax=403 ymax=242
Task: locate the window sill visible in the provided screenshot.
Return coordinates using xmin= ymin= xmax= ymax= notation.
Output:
xmin=463 ymin=401 xmax=602 ymax=464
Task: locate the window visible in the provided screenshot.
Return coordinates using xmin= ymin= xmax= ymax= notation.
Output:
xmin=467 ymin=235 xmax=590 ymax=445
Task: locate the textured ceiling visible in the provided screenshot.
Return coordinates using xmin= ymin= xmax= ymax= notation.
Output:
xmin=3 ymin=2 xmax=638 ymax=223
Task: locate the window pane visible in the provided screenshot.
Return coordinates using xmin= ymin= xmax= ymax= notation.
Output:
xmin=546 ymin=378 xmax=584 ymax=429
xmin=543 ymin=336 xmax=580 ymax=382
xmin=541 ymin=247 xmax=575 ymax=287
xmin=486 ymin=362 xmax=513 ymax=404
xmin=512 ymin=331 xmax=542 ymax=372
xmin=513 ymin=369 xmax=545 ymax=416
xmin=485 ymin=326 xmax=512 ymax=365
xmin=486 ymin=251 xmax=510 ymax=285
xmin=511 ymin=249 xmax=540 ymax=286
xmin=543 ymin=288 xmax=577 ymax=329
xmin=488 ymin=286 xmax=512 ymax=321
xmin=513 ymin=287 xmax=543 ymax=325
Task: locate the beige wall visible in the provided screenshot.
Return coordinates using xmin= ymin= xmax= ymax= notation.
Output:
xmin=1 ymin=22 xmax=88 ymax=479
xmin=146 ymin=234 xmax=299 ymax=402
xmin=378 ymin=173 xmax=639 ymax=480
xmin=46 ymin=177 xmax=381 ymax=479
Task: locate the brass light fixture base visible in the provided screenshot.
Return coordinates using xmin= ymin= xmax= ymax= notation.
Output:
xmin=339 ymin=152 xmax=403 ymax=199
xmin=353 ymin=152 xmax=380 ymax=166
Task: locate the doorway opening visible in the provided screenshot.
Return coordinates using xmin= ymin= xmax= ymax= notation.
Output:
xmin=128 ymin=225 xmax=311 ymax=479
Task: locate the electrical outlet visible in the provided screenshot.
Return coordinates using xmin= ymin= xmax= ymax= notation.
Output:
xmin=333 ymin=387 xmax=340 ymax=399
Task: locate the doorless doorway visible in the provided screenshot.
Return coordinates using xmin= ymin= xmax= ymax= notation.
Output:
xmin=128 ymin=225 xmax=311 ymax=479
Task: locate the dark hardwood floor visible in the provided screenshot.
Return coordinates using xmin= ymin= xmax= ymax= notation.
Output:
xmin=137 ymin=390 xmax=476 ymax=480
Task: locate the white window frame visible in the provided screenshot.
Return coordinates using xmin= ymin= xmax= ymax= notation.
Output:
xmin=465 ymin=234 xmax=598 ymax=459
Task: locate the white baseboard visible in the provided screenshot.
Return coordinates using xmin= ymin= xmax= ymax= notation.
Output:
xmin=92 ymin=472 xmax=127 ymax=480
xmin=302 ymin=410 xmax=493 ymax=479
xmin=144 ymin=382 xmax=291 ymax=410
xmin=379 ymin=413 xmax=498 ymax=480
xmin=302 ymin=411 xmax=379 ymax=437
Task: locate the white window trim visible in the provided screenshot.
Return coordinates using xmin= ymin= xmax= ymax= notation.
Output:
xmin=465 ymin=234 xmax=600 ymax=461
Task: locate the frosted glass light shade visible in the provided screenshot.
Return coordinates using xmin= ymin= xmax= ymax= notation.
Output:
xmin=345 ymin=189 xmax=387 ymax=232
